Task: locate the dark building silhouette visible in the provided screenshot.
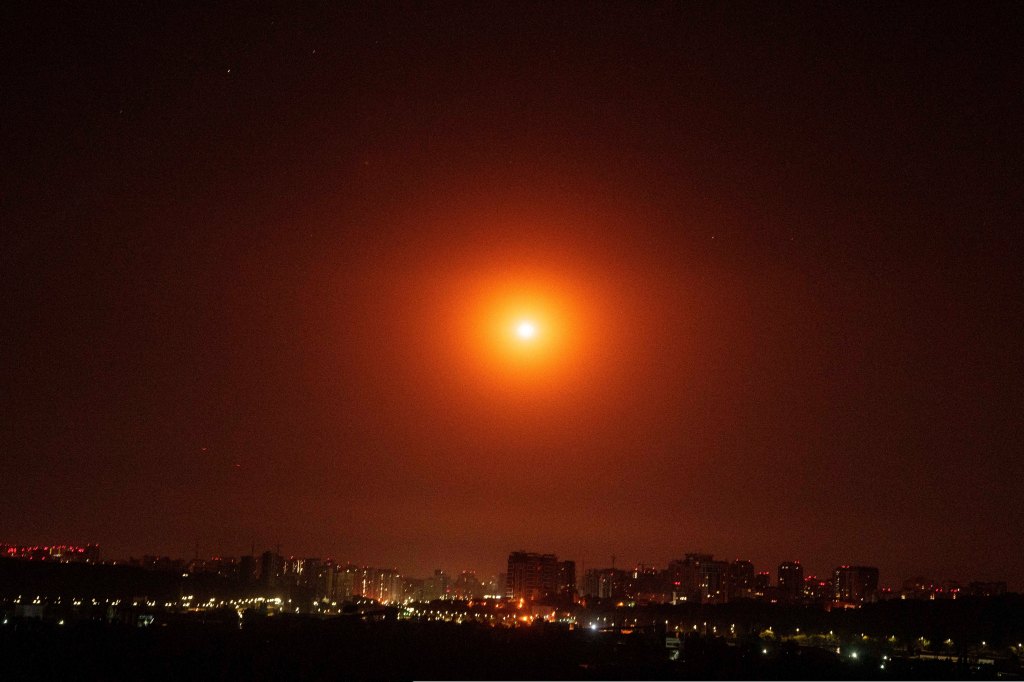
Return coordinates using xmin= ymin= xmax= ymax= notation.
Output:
xmin=260 ymin=550 xmax=283 ymax=589
xmin=239 ymin=555 xmax=256 ymax=585
xmin=666 ymin=554 xmax=728 ymax=603
xmin=778 ymin=561 xmax=804 ymax=601
xmin=728 ymin=560 xmax=756 ymax=600
xmin=802 ymin=575 xmax=833 ymax=601
xmin=968 ymin=581 xmax=1007 ymax=597
xmin=625 ymin=564 xmax=664 ymax=602
xmin=557 ymin=560 xmax=576 ymax=600
xmin=583 ymin=567 xmax=627 ymax=599
xmin=507 ymin=551 xmax=573 ymax=601
xmin=667 ymin=554 xmax=709 ymax=602
xmin=834 ymin=565 xmax=879 ymax=603
xmin=453 ymin=570 xmax=481 ymax=599
xmin=424 ymin=569 xmax=450 ymax=600
xmin=753 ymin=571 xmax=771 ymax=597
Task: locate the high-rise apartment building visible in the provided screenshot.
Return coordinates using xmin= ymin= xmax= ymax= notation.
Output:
xmin=260 ymin=550 xmax=284 ymax=588
xmin=666 ymin=554 xmax=729 ymax=603
xmin=833 ymin=565 xmax=879 ymax=602
xmin=753 ymin=571 xmax=771 ymax=596
xmin=778 ymin=561 xmax=804 ymax=601
xmin=728 ymin=560 xmax=756 ymax=599
xmin=452 ymin=570 xmax=481 ymax=599
xmin=557 ymin=560 xmax=576 ymax=600
xmin=362 ymin=568 xmax=403 ymax=603
xmin=506 ymin=551 xmax=573 ymax=601
xmin=583 ymin=568 xmax=628 ymax=599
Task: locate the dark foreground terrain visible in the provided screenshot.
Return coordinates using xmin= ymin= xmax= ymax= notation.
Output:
xmin=0 ymin=615 xmax=1006 ymax=681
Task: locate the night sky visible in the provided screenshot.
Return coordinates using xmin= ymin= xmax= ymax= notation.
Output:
xmin=3 ymin=3 xmax=1022 ymax=587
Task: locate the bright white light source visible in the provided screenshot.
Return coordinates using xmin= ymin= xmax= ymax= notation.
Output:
xmin=516 ymin=321 xmax=537 ymax=339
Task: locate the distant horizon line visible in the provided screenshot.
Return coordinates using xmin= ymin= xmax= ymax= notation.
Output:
xmin=2 ymin=541 xmax=1015 ymax=591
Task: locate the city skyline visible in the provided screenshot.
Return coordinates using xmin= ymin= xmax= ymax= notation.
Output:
xmin=2 ymin=540 xmax=1013 ymax=597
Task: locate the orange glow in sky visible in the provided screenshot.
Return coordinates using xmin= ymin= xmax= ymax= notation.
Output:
xmin=470 ymin=284 xmax=581 ymax=382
